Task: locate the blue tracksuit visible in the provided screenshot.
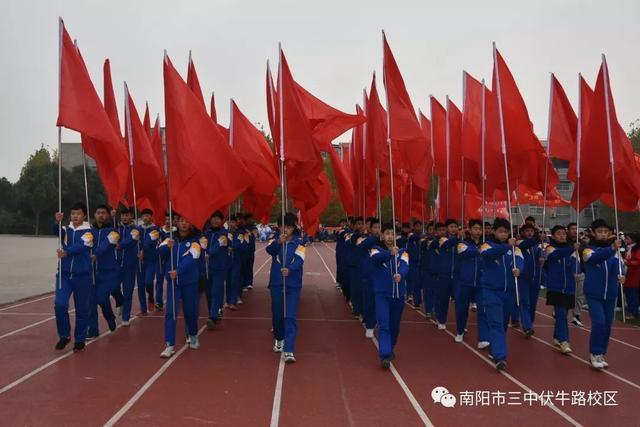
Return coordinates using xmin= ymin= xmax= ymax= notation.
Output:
xmin=454 ymin=239 xmax=488 ymax=341
xmin=335 ymin=227 xmax=350 ymax=290
xmin=52 ymin=222 xmax=93 ymax=343
xmin=155 ymin=226 xmax=175 ymax=305
xmin=407 ymin=233 xmax=422 ymax=304
xmin=370 ymin=245 xmax=409 ymax=359
xmin=88 ymin=224 xmax=119 ymax=335
xmin=351 ymin=232 xmax=374 ymax=318
xmin=436 ymin=235 xmax=459 ymax=324
xmin=356 ymin=234 xmax=379 ymax=329
xmin=266 ymin=234 xmax=305 ymax=353
xmin=479 ymin=240 xmax=525 ymax=362
xmin=347 ymin=231 xmax=362 ymax=315
xmin=583 ymin=243 xmax=624 ymax=356
xmin=206 ymin=227 xmax=230 ymax=320
xmin=244 ymin=225 xmax=257 ymax=287
xmin=339 ymin=229 xmax=354 ymax=302
xmin=544 ymin=242 xmax=578 ymax=343
xmin=514 ymin=237 xmax=545 ymax=331
xmin=138 ymin=224 xmax=162 ymax=311
xmin=419 ymin=236 xmax=435 ymax=314
xmin=228 ymin=228 xmax=248 ymax=304
xmin=159 ymin=234 xmax=201 ymax=346
xmin=396 ymin=233 xmax=409 ymax=249
xmin=117 ymin=223 xmax=141 ymax=321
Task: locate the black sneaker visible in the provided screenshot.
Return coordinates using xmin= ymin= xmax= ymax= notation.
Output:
xmin=55 ymin=337 xmax=70 ymax=350
xmin=495 ymin=360 xmax=507 ymax=371
xmin=511 ymin=321 xmax=521 ymax=329
xmin=86 ymin=332 xmax=99 ymax=341
xmin=381 ymin=358 xmax=391 ymax=369
xmin=524 ymin=329 xmax=535 ymax=339
xmin=73 ymin=342 xmax=85 ymax=352
xmin=206 ymin=318 xmax=216 ymax=331
xmin=572 ymin=315 xmax=584 ymax=327
xmin=412 ymin=303 xmax=420 ymax=309
xmin=390 ymin=352 xmax=396 ymax=361
xmin=107 ymin=318 xmax=117 ymax=332
xmin=155 ymin=303 xmax=164 ymax=311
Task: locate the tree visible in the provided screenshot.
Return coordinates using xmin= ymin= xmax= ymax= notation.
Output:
xmin=15 ymin=146 xmax=57 ymax=235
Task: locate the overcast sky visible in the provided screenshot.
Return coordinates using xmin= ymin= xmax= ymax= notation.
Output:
xmin=1 ymin=0 xmax=638 ymax=181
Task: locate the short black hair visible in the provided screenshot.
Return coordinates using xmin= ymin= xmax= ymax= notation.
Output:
xmin=339 ymin=218 xmax=347 ymax=223
xmin=141 ymin=208 xmax=153 ymax=216
xmin=229 ymin=215 xmax=238 ymax=221
xmin=567 ymin=222 xmax=577 ymax=229
xmin=282 ymin=212 xmax=297 ymax=227
xmin=119 ymin=206 xmax=133 ymax=215
xmin=381 ymin=222 xmax=395 ymax=233
xmin=354 ymin=216 xmax=364 ymax=223
xmin=435 ymin=222 xmax=446 ymax=229
xmin=95 ymin=204 xmax=111 ymax=214
xmin=525 ymin=216 xmax=536 ymax=223
xmin=401 ymin=222 xmax=411 ymax=229
xmin=551 ymin=225 xmax=566 ymax=235
xmin=444 ymin=219 xmax=458 ymax=227
xmin=70 ymin=202 xmax=87 ymax=216
xmin=413 ymin=220 xmax=423 ymax=227
xmin=427 ymin=221 xmax=435 ymax=228
xmin=368 ymin=217 xmax=380 ymax=226
xmin=520 ymin=223 xmax=535 ymax=233
xmin=493 ymin=218 xmax=511 ymax=232
xmin=348 ymin=216 xmax=355 ymax=224
xmin=468 ymin=219 xmax=482 ymax=228
xmin=211 ymin=210 xmax=224 ymax=220
xmin=591 ymin=219 xmax=609 ymax=231
xmin=484 ymin=222 xmax=491 ymax=227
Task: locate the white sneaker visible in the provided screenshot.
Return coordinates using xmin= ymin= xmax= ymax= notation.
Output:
xmin=273 ymin=340 xmax=284 ymax=353
xmin=237 ymin=298 xmax=244 ymax=305
xmin=122 ymin=320 xmax=130 ymax=327
xmin=284 ymin=352 xmax=296 ymax=363
xmin=559 ymin=341 xmax=572 ymax=354
xmin=598 ymin=355 xmax=609 ymax=368
xmin=477 ymin=341 xmax=490 ymax=350
xmin=189 ymin=336 xmax=200 ymax=350
xmin=590 ymin=354 xmax=605 ymax=369
xmin=186 ymin=336 xmax=190 ymax=344
xmin=470 ymin=303 xmax=477 ymax=312
xmin=553 ymin=338 xmax=561 ymax=347
xmin=160 ymin=345 xmax=175 ymax=358
xmin=437 ymin=323 xmax=446 ymax=330
xmin=117 ymin=306 xmax=123 ymax=317
xmin=454 ymin=334 xmax=464 ymax=343
xmin=365 ymin=329 xmax=374 ymax=338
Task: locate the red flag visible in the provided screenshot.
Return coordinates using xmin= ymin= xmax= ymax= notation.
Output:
xmin=329 ymin=145 xmax=355 ymax=217
xmin=367 ymin=73 xmax=394 ymax=176
xmin=186 ymin=53 xmax=206 ymax=110
xmin=547 ymin=74 xmax=578 ymax=163
xmin=430 ymin=96 xmax=447 ymax=177
xmin=124 ymin=86 xmax=166 ymax=222
xmin=56 ymin=20 xmax=129 ymax=208
xmin=150 ymin=116 xmax=164 ymax=177
xmin=210 ymin=92 xmax=218 ymax=123
xmin=142 ymin=102 xmax=151 ymax=139
xmin=461 ymin=72 xmax=488 ymax=187
xmin=103 ymin=59 xmax=121 ymax=138
xmin=230 ymin=100 xmax=279 ymax=223
xmin=575 ymin=57 xmax=640 ymax=211
xmin=382 ymin=33 xmax=429 ymax=190
xmin=447 ymin=98 xmax=464 ymax=183
xmin=163 ymin=54 xmax=251 ymax=227
xmin=567 ymin=76 xmax=594 ymax=183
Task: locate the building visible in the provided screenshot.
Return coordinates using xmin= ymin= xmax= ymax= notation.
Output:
xmin=60 ymin=142 xmax=96 ymax=171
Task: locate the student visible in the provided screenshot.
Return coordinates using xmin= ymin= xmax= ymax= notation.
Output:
xmin=244 ymin=212 xmax=257 ymax=290
xmin=339 ymin=217 xmax=356 ymax=303
xmin=266 ymin=213 xmax=306 ymax=363
xmin=357 ymin=217 xmax=381 ymax=338
xmin=52 ymin=203 xmax=93 ymax=352
xmin=567 ymin=222 xmax=586 ymax=327
xmin=516 ymin=223 xmax=545 ymax=337
xmin=334 ymin=218 xmax=349 ymax=292
xmin=454 ymin=219 xmax=488 ymax=347
xmin=205 ymin=211 xmax=230 ymax=329
xmin=226 ymin=215 xmax=247 ymax=310
xmin=396 ymin=222 xmax=411 ymax=249
xmin=370 ymin=223 xmax=410 ymax=368
xmin=544 ymin=225 xmax=580 ymax=354
xmin=479 ymin=218 xmax=524 ymax=371
xmin=87 ymin=205 xmax=119 ymax=339
xmin=407 ymin=221 xmax=424 ymax=309
xmin=138 ymin=208 xmax=161 ymax=314
xmin=159 ymin=216 xmax=202 ymax=358
xmin=623 ymin=232 xmax=640 ymax=319
xmin=582 ymin=219 xmax=625 ymax=369
xmin=156 ymin=213 xmax=175 ymax=310
xmin=435 ymin=219 xmax=461 ymax=330
xmin=116 ymin=207 xmax=141 ymax=325
xmin=418 ymin=222 xmax=436 ymax=317
xmin=425 ymin=222 xmax=446 ymax=318
xmin=347 ymin=216 xmax=365 ymax=318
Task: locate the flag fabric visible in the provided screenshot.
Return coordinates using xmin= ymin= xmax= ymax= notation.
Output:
xmin=575 ymin=57 xmax=640 ymax=212
xmin=142 ymin=102 xmax=151 ymax=139
xmin=187 ymin=53 xmax=207 ymax=110
xmin=56 ymin=20 xmax=129 ymax=208
xmin=103 ymin=59 xmax=122 ymax=138
xmin=547 ymin=74 xmax=578 ymax=163
xmin=461 ymin=72 xmax=487 ymax=188
xmin=328 ymin=145 xmax=355 ymax=217
xmin=567 ymin=76 xmax=594 ymax=183
xmin=124 ymin=86 xmax=166 ymax=222
xmin=163 ymin=54 xmax=251 ymax=228
xmin=430 ymin=96 xmax=447 ymax=178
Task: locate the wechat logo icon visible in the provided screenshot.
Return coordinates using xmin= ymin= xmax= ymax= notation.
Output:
xmin=432 ymin=386 xmax=457 ymax=408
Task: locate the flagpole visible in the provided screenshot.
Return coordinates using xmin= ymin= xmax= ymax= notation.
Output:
xmin=428 ymin=96 xmax=437 ymax=223
xmin=575 ymin=73 xmax=584 ymax=277
xmin=601 ymin=54 xmax=626 ymax=322
xmin=56 ymin=18 xmax=63 ymax=291
xmin=382 ymin=30 xmax=399 ymax=283
xmin=445 ymin=96 xmax=451 ymax=219
xmin=124 ymin=82 xmax=142 ymax=274
xmin=376 ymin=168 xmax=382 ymax=220
xmin=481 ymin=78 xmax=487 ymax=243
xmin=162 ymin=51 xmax=177 ymax=323
xmin=542 ymin=73 xmax=553 ymax=237
xmin=493 ymin=42 xmax=520 ymax=307
xmin=278 ymin=43 xmax=288 ymax=331
xmin=363 ymin=89 xmax=368 ymax=217
xmin=461 ymin=72 xmax=467 ymax=228
xmin=418 ymin=109 xmax=426 ymax=233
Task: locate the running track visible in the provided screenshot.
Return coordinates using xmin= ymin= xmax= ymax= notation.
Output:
xmin=0 ymin=242 xmax=638 ymax=426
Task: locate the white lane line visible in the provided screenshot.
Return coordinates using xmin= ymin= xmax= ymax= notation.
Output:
xmin=103 ymin=325 xmax=207 ymax=427
xmin=535 ymin=309 xmax=640 ymax=351
xmin=408 ymin=303 xmax=582 ymax=426
xmin=512 ymin=328 xmax=640 ymax=392
xmin=270 ymin=354 xmax=286 ymax=427
xmin=0 ymin=310 xmax=75 ymax=340
xmin=312 ymin=245 xmax=433 ymax=426
xmin=0 ymin=316 xmax=137 ymax=395
xmin=0 ymin=294 xmax=54 ymax=312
